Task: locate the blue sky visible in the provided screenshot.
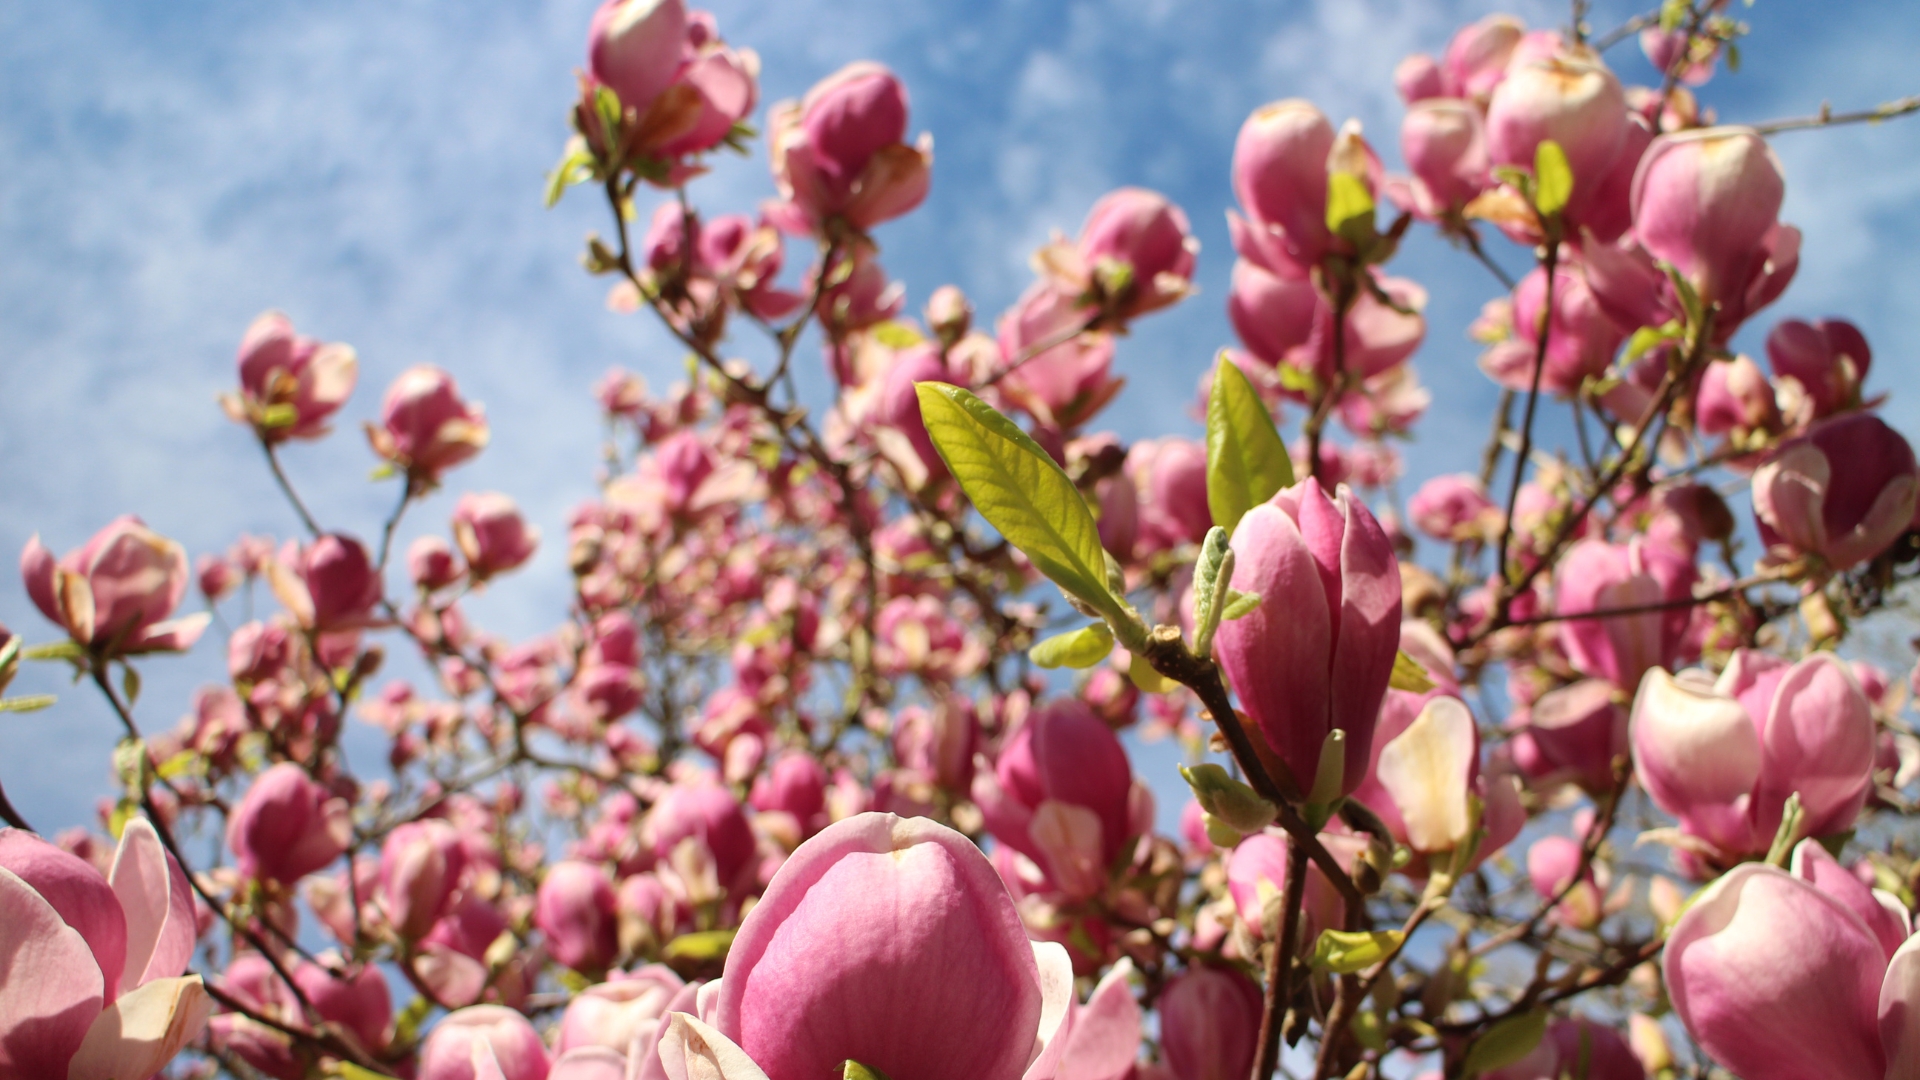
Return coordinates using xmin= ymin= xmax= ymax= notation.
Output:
xmin=4 ymin=0 xmax=1920 ymax=834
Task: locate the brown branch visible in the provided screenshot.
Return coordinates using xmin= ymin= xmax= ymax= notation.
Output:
xmin=1253 ymin=835 xmax=1311 ymax=1080
xmin=1495 ymin=243 xmax=1560 ymax=590
xmin=1753 ymin=95 xmax=1920 ymax=136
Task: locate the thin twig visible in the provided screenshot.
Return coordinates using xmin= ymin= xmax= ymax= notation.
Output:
xmin=0 ymin=775 xmax=32 ymax=831
xmin=1495 ymin=244 xmax=1560 ymax=587
xmin=1752 ymin=94 xmax=1920 ymax=135
xmin=1253 ymin=835 xmax=1311 ymax=1080
xmin=260 ymin=439 xmax=324 ymax=538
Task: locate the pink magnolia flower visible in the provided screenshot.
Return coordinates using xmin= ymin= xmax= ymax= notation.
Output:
xmin=0 ymin=819 xmax=208 ymax=1079
xmin=226 ymin=762 xmax=352 ymax=884
xmin=1055 ymin=960 xmax=1142 ymax=1080
xmin=379 ymin=818 xmax=468 ymax=939
xmin=644 ymin=780 xmax=757 ymax=895
xmin=410 ymin=535 xmax=466 ymax=591
xmin=1633 ymin=651 xmax=1876 ymax=864
xmin=663 ymin=813 xmax=1073 ymax=1080
xmin=21 ymin=516 xmax=210 ymax=655
xmin=1508 ymin=678 xmax=1629 ymax=794
xmin=1125 ymin=438 xmax=1212 ymax=552
xmin=766 ymin=62 xmax=932 ymax=235
xmin=453 ymin=493 xmax=541 ymax=581
xmin=1752 ymin=413 xmax=1919 ymax=572
xmin=556 ymin=967 xmax=685 ymax=1056
xmin=419 ymin=1004 xmax=552 ymax=1080
xmin=271 ymin=532 xmax=385 ymax=632
xmin=1694 ymin=354 xmax=1781 ymax=442
xmin=1158 ymin=965 xmax=1262 ymax=1080
xmin=221 ymin=310 xmax=358 ymax=443
xmin=1484 ymin=51 xmax=1627 ymax=228
xmin=1215 ymin=479 xmax=1401 ymax=798
xmin=581 ymin=1 xmax=758 ymax=174
xmin=1035 ymin=187 xmax=1198 ymax=324
xmin=1767 ymin=317 xmax=1872 ymax=423
xmin=1641 ymin=25 xmax=1718 ymax=86
xmin=876 ymin=343 xmax=957 ymax=484
xmin=1226 ymin=258 xmax=1319 ymax=370
xmin=367 ymin=364 xmax=490 ymax=486
xmin=587 ymin=0 xmax=687 ymax=116
xmin=974 ymin=699 xmax=1136 ymax=901
xmin=1478 ymin=253 xmax=1626 ymax=397
xmin=1553 ymin=538 xmax=1697 ymax=690
xmin=1584 ymin=127 xmax=1800 ymax=340
xmin=1224 ymin=831 xmax=1353 ymax=943
xmin=1230 ymin=99 xmax=1336 ymax=275
xmin=295 ymin=958 xmax=393 ymax=1056
xmin=1396 ymin=98 xmax=1490 ymax=220
xmin=536 ymin=861 xmax=620 ymax=974
xmin=749 ymin=752 xmax=828 ymax=832
xmin=1408 ymin=473 xmax=1500 ymax=543
xmin=996 ymin=282 xmax=1123 ymax=433
xmin=1665 ymin=842 xmax=1919 ymax=1080
xmin=1440 ymin=15 xmax=1526 ymax=102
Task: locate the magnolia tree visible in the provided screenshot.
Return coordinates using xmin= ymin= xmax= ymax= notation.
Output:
xmin=8 ymin=2 xmax=1920 ymax=1078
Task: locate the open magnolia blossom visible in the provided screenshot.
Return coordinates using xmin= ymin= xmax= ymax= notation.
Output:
xmin=9 ymin=5 xmax=1920 ymax=1080
xmin=0 ymin=819 xmax=209 ymax=1078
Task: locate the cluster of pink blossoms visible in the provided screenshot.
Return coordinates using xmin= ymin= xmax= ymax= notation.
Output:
xmin=7 ymin=2 xmax=1920 ymax=1079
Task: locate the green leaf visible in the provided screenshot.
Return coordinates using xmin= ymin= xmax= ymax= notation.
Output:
xmin=544 ymin=145 xmax=597 ymax=209
xmin=22 ymin=641 xmax=83 ymax=662
xmin=1221 ymin=590 xmax=1262 ymax=621
xmin=338 ymin=1064 xmax=404 ymax=1080
xmin=0 ymin=695 xmax=55 ymax=713
xmin=121 ymin=665 xmax=141 ymax=707
xmin=1389 ymin=651 xmax=1436 ymax=693
xmin=915 ymin=384 xmax=1118 ymax=617
xmin=1128 ymin=653 xmax=1177 ymax=694
xmin=844 ymin=1063 xmax=893 ymax=1080
xmin=1312 ymin=929 xmax=1405 ymax=974
xmin=664 ymin=928 xmax=737 ymax=963
xmin=1625 ymin=320 xmax=1684 ymax=363
xmin=869 ymin=321 xmax=926 ymax=349
xmin=1190 ymin=527 xmax=1235 ymax=657
xmin=1325 ymin=172 xmax=1377 ymax=247
xmin=1275 ymin=363 xmax=1320 ymax=395
xmin=1030 ymin=624 xmax=1114 ymax=669
xmin=1533 ymin=139 xmax=1573 ymax=218
xmin=1463 ymin=1010 xmax=1549 ymax=1077
xmin=1206 ymin=356 xmax=1292 ymax=535
xmin=258 ymin=403 xmax=299 ymax=430
xmin=390 ymin=994 xmax=434 ymax=1048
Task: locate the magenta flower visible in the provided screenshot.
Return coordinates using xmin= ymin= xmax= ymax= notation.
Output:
xmin=0 ymin=820 xmax=208 ymax=1079
xmin=22 ymin=515 xmax=210 ymax=656
xmin=1214 ymin=479 xmax=1402 ymax=797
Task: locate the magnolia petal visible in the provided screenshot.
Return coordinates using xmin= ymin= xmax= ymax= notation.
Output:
xmin=472 ymin=1040 xmax=509 ymax=1080
xmin=109 ymin=818 xmax=196 ymax=989
xmin=553 ymin=1045 xmax=630 ymax=1080
xmin=1028 ymin=801 xmax=1106 ymax=901
xmin=66 ymin=974 xmax=212 ymax=1080
xmin=1057 ymin=958 xmax=1141 ymax=1080
xmin=1880 ymin=934 xmax=1920 ymax=1080
xmin=1377 ymin=696 xmax=1475 ymax=853
xmin=658 ymin=1013 xmax=772 ymax=1080
xmin=0 ymin=866 xmax=105 ymax=1077
xmin=1023 ymin=941 xmax=1076 ymax=1080
xmin=1666 ymin=864 xmax=1885 ymax=1080
xmin=1631 ymin=668 xmax=1760 ymax=818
